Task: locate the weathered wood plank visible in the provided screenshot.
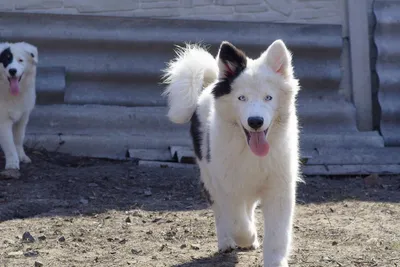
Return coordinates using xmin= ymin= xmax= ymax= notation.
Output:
xmin=128 ymin=149 xmax=172 ymax=161
xmin=169 ymin=146 xmax=196 ymax=163
xmin=169 ymin=146 xmax=313 ymax=164
xmin=138 ymin=160 xmax=197 ymax=169
xmin=307 ymin=147 xmax=400 ymax=165
xmin=302 ymin=164 xmax=400 ymax=176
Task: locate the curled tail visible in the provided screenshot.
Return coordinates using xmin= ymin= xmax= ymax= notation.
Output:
xmin=162 ymin=44 xmax=218 ymax=124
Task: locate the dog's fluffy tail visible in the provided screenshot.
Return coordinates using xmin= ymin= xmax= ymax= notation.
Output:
xmin=162 ymin=44 xmax=218 ymax=124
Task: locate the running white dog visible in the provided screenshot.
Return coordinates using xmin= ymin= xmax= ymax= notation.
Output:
xmin=163 ymin=40 xmax=300 ymax=267
xmin=0 ymin=42 xmax=38 ymax=170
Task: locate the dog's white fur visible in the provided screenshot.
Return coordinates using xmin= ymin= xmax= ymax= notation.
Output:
xmin=0 ymin=42 xmax=38 ymax=170
xmin=163 ymin=40 xmax=300 ymax=267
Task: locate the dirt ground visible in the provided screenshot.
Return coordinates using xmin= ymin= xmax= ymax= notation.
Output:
xmin=0 ymin=149 xmax=399 ymax=267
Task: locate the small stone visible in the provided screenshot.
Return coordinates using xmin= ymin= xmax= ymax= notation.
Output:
xmin=125 ymin=217 xmax=131 ymax=223
xmin=332 ymin=241 xmax=338 ymax=246
xmin=79 ymin=198 xmax=89 ymax=205
xmin=144 ymin=189 xmax=152 ymax=196
xmin=381 ymin=184 xmax=390 ymax=190
xmin=119 ymin=239 xmax=127 ymax=244
xmin=38 ymin=236 xmax=46 ymax=241
xmin=190 ymin=244 xmax=200 ymax=250
xmin=152 ymin=256 xmax=157 ymax=260
xmin=3 ymin=239 xmax=13 ymax=245
xmin=7 ymin=251 xmax=23 ymax=257
xmin=22 ymin=232 xmax=35 ymax=243
xmin=0 ymin=169 xmax=21 ymax=180
xmin=132 ymin=211 xmax=142 ymax=217
xmin=58 ymin=236 xmax=65 ymax=242
xmin=24 ymin=250 xmax=39 ymax=257
xmin=159 ymin=244 xmax=167 ymax=251
xmin=152 ymin=218 xmax=162 ymax=223
xmin=131 ymin=249 xmax=142 ymax=255
xmin=146 ymin=230 xmax=153 ymax=235
xmin=364 ymin=173 xmax=381 ymax=187
xmin=34 ymin=261 xmax=43 ymax=267
xmin=180 ymin=244 xmax=187 ymax=249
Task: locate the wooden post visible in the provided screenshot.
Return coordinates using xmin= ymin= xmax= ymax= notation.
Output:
xmin=346 ymin=0 xmax=373 ymax=131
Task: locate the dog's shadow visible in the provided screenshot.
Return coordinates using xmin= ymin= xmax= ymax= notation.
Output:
xmin=173 ymin=251 xmax=238 ymax=267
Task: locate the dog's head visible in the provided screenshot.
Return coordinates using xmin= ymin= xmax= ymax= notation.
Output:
xmin=0 ymin=42 xmax=38 ymax=96
xmin=212 ymin=40 xmax=299 ymax=157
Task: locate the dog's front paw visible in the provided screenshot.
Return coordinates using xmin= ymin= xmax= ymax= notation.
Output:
xmin=264 ymin=258 xmax=288 ymax=267
xmin=19 ymin=154 xmax=32 ymax=164
xmin=250 ymin=239 xmax=260 ymax=250
xmin=238 ymin=239 xmax=260 ymax=251
xmin=218 ymin=238 xmax=236 ymax=253
xmin=218 ymin=245 xmax=235 ymax=254
xmin=5 ymin=159 xmax=20 ymax=170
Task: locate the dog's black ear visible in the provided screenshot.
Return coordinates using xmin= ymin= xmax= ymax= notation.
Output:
xmin=217 ymin=41 xmax=247 ymax=80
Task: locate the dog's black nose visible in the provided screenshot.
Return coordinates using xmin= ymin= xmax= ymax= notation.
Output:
xmin=248 ymin=116 xmax=264 ymax=130
xmin=8 ymin=69 xmax=17 ymax=77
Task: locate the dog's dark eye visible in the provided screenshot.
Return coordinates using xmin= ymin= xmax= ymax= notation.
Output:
xmin=264 ymin=95 xmax=273 ymax=101
xmin=18 ymin=59 xmax=23 ymax=63
xmin=238 ymin=95 xmax=247 ymax=101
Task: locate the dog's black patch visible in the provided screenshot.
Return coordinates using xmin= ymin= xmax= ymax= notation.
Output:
xmin=200 ymin=181 xmax=213 ymax=205
xmin=212 ymin=42 xmax=247 ymax=98
xmin=190 ymin=110 xmax=203 ymax=160
xmin=206 ymin=127 xmax=211 ymax=162
xmin=0 ymin=47 xmax=13 ymax=68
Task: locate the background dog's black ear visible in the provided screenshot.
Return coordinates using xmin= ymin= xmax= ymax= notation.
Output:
xmin=0 ymin=43 xmax=8 ymax=55
xmin=216 ymin=41 xmax=247 ymax=80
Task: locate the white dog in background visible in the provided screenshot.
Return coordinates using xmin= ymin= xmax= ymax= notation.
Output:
xmin=163 ymin=40 xmax=301 ymax=267
xmin=0 ymin=42 xmax=38 ymax=171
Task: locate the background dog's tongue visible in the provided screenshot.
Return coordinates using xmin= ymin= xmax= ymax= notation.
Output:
xmin=249 ymin=132 xmax=269 ymax=157
xmin=10 ymin=78 xmax=20 ymax=96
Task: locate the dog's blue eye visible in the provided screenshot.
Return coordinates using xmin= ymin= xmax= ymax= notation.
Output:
xmin=238 ymin=95 xmax=246 ymax=101
xmin=265 ymin=95 xmax=273 ymax=101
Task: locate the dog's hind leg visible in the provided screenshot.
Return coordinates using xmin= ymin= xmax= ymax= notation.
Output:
xmin=13 ymin=113 xmax=31 ymax=164
xmin=0 ymin=120 xmax=20 ymax=169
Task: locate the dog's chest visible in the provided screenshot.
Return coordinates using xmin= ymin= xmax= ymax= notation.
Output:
xmin=3 ymin=94 xmax=34 ymax=123
xmin=8 ymin=109 xmax=23 ymax=123
xmin=5 ymin=98 xmax=34 ymax=123
xmin=209 ymin=149 xmax=270 ymax=194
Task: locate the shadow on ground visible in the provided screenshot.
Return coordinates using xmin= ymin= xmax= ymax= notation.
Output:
xmin=0 ymin=149 xmax=399 ymax=222
xmin=172 ymin=252 xmax=239 ymax=267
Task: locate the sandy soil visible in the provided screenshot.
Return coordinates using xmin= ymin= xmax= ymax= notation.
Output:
xmin=0 ymin=150 xmax=399 ymax=267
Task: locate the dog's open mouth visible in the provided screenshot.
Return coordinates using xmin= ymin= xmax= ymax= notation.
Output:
xmin=243 ymin=127 xmax=270 ymax=157
xmin=7 ymin=75 xmax=22 ymax=96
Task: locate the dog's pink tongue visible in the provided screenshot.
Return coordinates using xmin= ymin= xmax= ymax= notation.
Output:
xmin=9 ymin=78 xmax=20 ymax=96
xmin=248 ymin=131 xmax=269 ymax=157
